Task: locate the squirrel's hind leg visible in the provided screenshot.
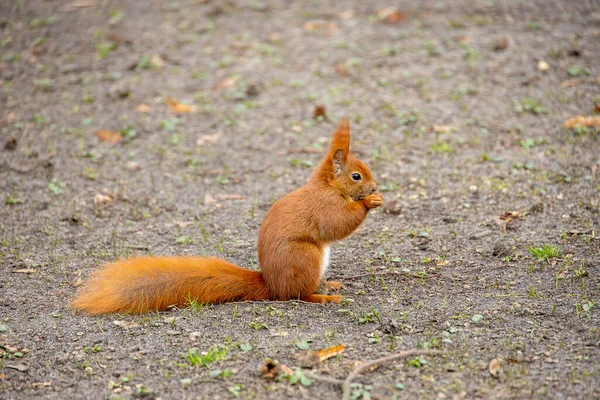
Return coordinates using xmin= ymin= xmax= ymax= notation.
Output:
xmin=322 ymin=280 xmax=342 ymax=291
xmin=302 ymin=294 xmax=343 ymax=304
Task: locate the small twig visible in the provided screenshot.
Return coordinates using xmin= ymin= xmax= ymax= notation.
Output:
xmin=343 ymin=271 xmax=457 ymax=281
xmin=341 ymin=350 xmax=443 ymax=400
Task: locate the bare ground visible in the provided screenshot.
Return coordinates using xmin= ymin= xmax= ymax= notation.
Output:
xmin=1 ymin=0 xmax=599 ymax=399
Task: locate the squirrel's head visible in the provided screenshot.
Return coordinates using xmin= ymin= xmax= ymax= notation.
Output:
xmin=314 ymin=117 xmax=378 ymax=201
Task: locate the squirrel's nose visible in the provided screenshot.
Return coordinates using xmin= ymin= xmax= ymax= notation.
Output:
xmin=371 ymin=186 xmax=377 ymax=194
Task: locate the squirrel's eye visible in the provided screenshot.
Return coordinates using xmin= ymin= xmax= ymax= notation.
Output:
xmin=351 ymin=173 xmax=362 ymax=181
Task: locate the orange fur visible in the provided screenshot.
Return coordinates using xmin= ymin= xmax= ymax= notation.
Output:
xmin=71 ymin=257 xmax=268 ymax=314
xmin=71 ymin=118 xmax=382 ymax=314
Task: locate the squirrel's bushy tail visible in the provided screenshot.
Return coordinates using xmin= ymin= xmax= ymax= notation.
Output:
xmin=71 ymin=256 xmax=269 ymax=315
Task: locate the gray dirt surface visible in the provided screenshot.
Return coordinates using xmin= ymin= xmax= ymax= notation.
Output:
xmin=1 ymin=0 xmax=599 ymax=399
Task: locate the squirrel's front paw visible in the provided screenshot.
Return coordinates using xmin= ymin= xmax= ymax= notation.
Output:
xmin=362 ymin=192 xmax=383 ymax=209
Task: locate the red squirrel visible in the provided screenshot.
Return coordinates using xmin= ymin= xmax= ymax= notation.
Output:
xmin=71 ymin=118 xmax=383 ymax=314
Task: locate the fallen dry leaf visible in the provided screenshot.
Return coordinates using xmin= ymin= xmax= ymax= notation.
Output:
xmin=125 ymin=161 xmax=141 ymax=171
xmin=303 ymin=21 xmax=338 ymax=33
xmin=150 ymin=54 xmax=165 ymax=68
xmin=196 ymin=133 xmax=222 ymax=146
xmin=71 ymin=269 xmax=84 ymax=287
xmin=492 ymin=37 xmax=509 ymax=51
xmin=315 ymin=344 xmax=345 ymax=362
xmin=11 ymin=269 xmax=37 ymax=274
xmin=212 ymin=76 xmax=238 ymax=92
xmin=136 ymin=103 xmax=152 ymax=113
xmin=377 ymin=7 xmax=406 ymax=24
xmin=32 ymin=381 xmax=52 ymax=388
xmin=431 ymin=125 xmax=453 ymax=133
xmin=0 ymin=373 xmax=5 ymax=380
xmin=260 ymin=358 xmax=293 ymax=379
xmin=230 ymin=42 xmax=253 ymax=51
xmin=498 ymin=211 xmax=523 ymax=232
xmin=335 ymin=63 xmax=351 ymax=77
xmin=564 ymin=115 xmax=600 ymax=129
xmin=166 ymin=97 xmax=197 ymax=114
xmin=489 ymin=357 xmax=502 ymax=378
xmin=245 ymin=84 xmax=260 ymax=97
xmin=313 ymin=105 xmax=327 ymax=119
xmin=499 ymin=211 xmax=523 ymax=221
xmin=560 ymin=79 xmax=583 ymax=88
xmin=267 ymin=32 xmax=282 ymax=42
xmin=204 ymin=193 xmax=216 ymax=205
xmin=94 ymin=130 xmax=123 ymax=144
xmin=4 ymin=136 xmax=18 ymax=151
xmin=5 ymin=112 xmax=18 ymax=122
xmin=172 ymin=220 xmax=194 ymax=228
xmin=338 ymin=9 xmax=355 ymax=20
xmin=594 ymin=103 xmax=600 ymax=113
xmin=352 ymin=360 xmax=380 ymax=372
xmin=4 ymin=345 xmax=19 ymax=353
xmin=94 ymin=193 xmax=114 ymax=207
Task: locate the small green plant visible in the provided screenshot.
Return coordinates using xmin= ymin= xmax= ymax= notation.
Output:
xmin=431 ymin=142 xmax=453 ymax=154
xmin=408 ymin=356 xmax=428 ymax=368
xmin=350 ymin=383 xmax=373 ymax=399
xmin=215 ymin=176 xmax=231 ymax=185
xmin=567 ymin=65 xmax=591 ymax=77
xmin=524 ymin=21 xmax=540 ymax=30
xmin=574 ymin=266 xmax=588 ymax=279
xmin=513 ymin=98 xmax=548 ymax=115
xmin=161 ymin=117 xmax=182 ymax=131
xmin=4 ymin=195 xmax=22 ymax=205
xmin=121 ymin=126 xmax=137 ymax=140
xmin=48 ymin=178 xmax=66 ymax=195
xmin=295 ymin=340 xmax=310 ymax=350
xmin=528 ymin=285 xmax=542 ymax=299
xmin=176 ymin=236 xmax=192 ymax=246
xmin=186 ymin=296 xmax=207 ymax=313
xmin=282 ymin=368 xmax=313 ymax=386
xmin=379 ymin=182 xmax=400 ymax=192
xmin=185 ymin=346 xmax=228 ymax=367
xmin=95 ymin=41 xmax=116 ymax=59
xmin=527 ymin=245 xmax=560 ymax=262
xmin=83 ymin=344 xmax=103 ymax=353
xmin=239 ymin=343 xmax=252 ymax=352
xmin=135 ymin=54 xmax=155 ymax=70
xmin=520 ymin=137 xmax=544 ymax=149
xmin=266 ymin=306 xmax=282 ymax=317
xmin=209 ymin=368 xmax=233 ymax=378
xmin=34 ymin=78 xmax=55 ymax=92
xmin=289 ymin=159 xmax=313 ymax=169
xmin=249 ymin=321 xmax=268 ymax=330
xmin=227 ymin=383 xmax=243 ymax=397
xmin=358 ymin=308 xmax=381 ymax=325
xmin=576 ymin=301 xmax=595 ymax=318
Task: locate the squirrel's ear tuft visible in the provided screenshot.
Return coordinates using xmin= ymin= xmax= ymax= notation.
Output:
xmin=330 ymin=117 xmax=351 ymax=175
